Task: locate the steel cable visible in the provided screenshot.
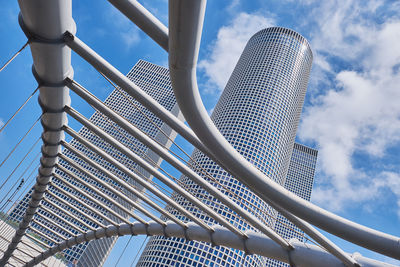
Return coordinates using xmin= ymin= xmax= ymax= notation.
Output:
xmin=129 ymin=236 xmax=148 ymax=267
xmin=0 ymin=137 xmax=40 ymax=192
xmin=0 ymin=152 xmax=40 ymax=212
xmin=0 ymin=87 xmax=39 ymax=134
xmin=0 ymin=41 xmax=29 ymax=73
xmin=93 ymin=77 xmax=320 ymax=246
xmin=0 ymin=115 xmax=41 ymax=168
xmin=114 ymin=235 xmax=133 ymax=267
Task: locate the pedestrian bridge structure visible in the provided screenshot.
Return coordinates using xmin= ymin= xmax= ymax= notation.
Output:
xmin=0 ymin=0 xmax=399 ymax=266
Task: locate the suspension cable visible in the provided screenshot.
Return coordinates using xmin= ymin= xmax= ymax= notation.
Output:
xmin=0 ymin=137 xmax=40 ymax=192
xmin=114 ymin=235 xmax=133 ymax=267
xmin=0 ymin=152 xmax=40 ymax=211
xmin=95 ymin=110 xmax=215 ymax=219
xmin=0 ymin=41 xmax=29 ymax=73
xmin=0 ymin=115 xmax=41 ymax=168
xmin=129 ymin=236 xmax=148 ymax=267
xmin=69 ymin=79 xmax=318 ymax=247
xmin=0 ymin=87 xmax=39 ymax=135
xmin=89 ymin=90 xmax=308 ymax=241
xmin=4 ymin=166 xmax=37 ymax=215
xmin=95 ymin=78 xmax=320 ymax=246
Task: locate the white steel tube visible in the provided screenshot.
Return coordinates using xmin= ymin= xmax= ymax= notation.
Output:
xmin=65 ymin=105 xmax=254 ymax=240
xmin=36 ymin=213 xmax=75 ymax=237
xmin=51 ymin=175 xmax=124 ymax=226
xmin=107 ymin=0 xmax=168 ymax=51
xmin=25 ymin=234 xmax=51 ymax=249
xmin=43 ymin=197 xmax=96 ymax=231
xmin=31 ymin=219 xmax=67 ymax=241
xmin=28 ymin=227 xmax=58 ymax=245
xmin=167 ymin=0 xmax=400 ymax=260
xmin=16 ymin=247 xmax=34 ymax=259
xmin=46 ymin=189 xmax=105 ymax=229
xmin=60 ymin=142 xmax=185 ymax=228
xmin=26 ymin=221 xmax=396 ymax=267
xmin=277 ymin=208 xmax=359 ymax=267
xmin=40 ymin=205 xmax=84 ymax=234
xmin=60 ymin=154 xmax=169 ymax=225
xmin=20 ymin=240 xmax=42 ymax=254
xmin=56 ymin=164 xmax=148 ymax=225
xmin=63 ymin=126 xmax=212 ymax=231
xmin=65 ymin=83 xmax=290 ymax=248
xmin=63 ymin=34 xmax=211 ymax=159
xmin=0 ymin=0 xmax=75 ymax=264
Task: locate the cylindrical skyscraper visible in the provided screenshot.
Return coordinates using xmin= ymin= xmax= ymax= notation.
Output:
xmin=138 ymin=27 xmax=312 ymax=266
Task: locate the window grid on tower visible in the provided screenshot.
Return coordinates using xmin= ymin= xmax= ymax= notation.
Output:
xmin=138 ymin=27 xmax=314 ymax=266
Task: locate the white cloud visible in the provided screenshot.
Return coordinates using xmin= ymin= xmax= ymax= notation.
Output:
xmin=121 ymin=27 xmax=141 ymax=48
xmin=107 ymin=8 xmax=141 ymax=49
xmin=0 ymin=118 xmax=4 ymax=128
xmin=297 ymin=0 xmax=400 ymax=215
xmin=199 ymin=12 xmax=275 ymax=93
xmin=384 ymin=172 xmax=400 ymax=218
xmin=196 ymin=0 xmax=400 ymax=218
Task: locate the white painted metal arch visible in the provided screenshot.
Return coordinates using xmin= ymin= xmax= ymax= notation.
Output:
xmin=26 ymin=221 xmax=396 ymax=267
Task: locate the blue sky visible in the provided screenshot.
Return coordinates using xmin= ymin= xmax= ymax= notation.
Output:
xmin=0 ymin=0 xmax=400 ymax=266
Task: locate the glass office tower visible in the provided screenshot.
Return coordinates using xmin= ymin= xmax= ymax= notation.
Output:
xmin=138 ymin=27 xmax=313 ymax=266
xmin=9 ymin=60 xmax=182 ymax=266
xmin=266 ymin=143 xmax=318 ymax=267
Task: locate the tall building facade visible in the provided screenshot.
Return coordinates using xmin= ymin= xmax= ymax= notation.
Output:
xmin=266 ymin=143 xmax=318 ymax=267
xmin=138 ymin=27 xmax=313 ymax=266
xmin=9 ymin=60 xmax=182 ymax=266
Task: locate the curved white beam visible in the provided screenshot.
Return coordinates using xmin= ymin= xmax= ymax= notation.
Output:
xmin=63 ymin=126 xmax=212 ymax=232
xmin=52 ymin=172 xmax=132 ymax=225
xmin=65 ymin=81 xmax=289 ymax=248
xmin=57 ymin=155 xmax=165 ymax=225
xmin=43 ymin=196 xmax=97 ymax=231
xmin=58 ymin=148 xmax=180 ymax=227
xmin=107 ymin=0 xmax=168 ymax=51
xmin=46 ymin=187 xmax=105 ymax=228
xmin=63 ymin=34 xmax=212 ymax=160
xmin=0 ymin=0 xmax=75 ymax=264
xmin=64 ymin=104 xmax=262 ymax=241
xmin=26 ymin=221 xmax=395 ymax=267
xmin=55 ymin=164 xmax=148 ymax=225
xmin=167 ymin=0 xmax=400 ymax=261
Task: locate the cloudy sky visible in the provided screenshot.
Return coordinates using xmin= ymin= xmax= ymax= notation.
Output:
xmin=0 ymin=0 xmax=399 ymax=266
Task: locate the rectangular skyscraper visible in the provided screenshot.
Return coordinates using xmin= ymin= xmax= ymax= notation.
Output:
xmin=266 ymin=143 xmax=318 ymax=267
xmin=9 ymin=60 xmax=182 ymax=266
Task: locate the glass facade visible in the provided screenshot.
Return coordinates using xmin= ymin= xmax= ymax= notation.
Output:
xmin=9 ymin=60 xmax=181 ymax=266
xmin=138 ymin=27 xmax=314 ymax=266
xmin=266 ymin=143 xmax=318 ymax=267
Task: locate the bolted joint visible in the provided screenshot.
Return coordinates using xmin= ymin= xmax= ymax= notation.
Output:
xmin=18 ymin=13 xmax=65 ymax=45
xmin=41 ymin=112 xmax=68 ymax=131
xmin=242 ymin=235 xmax=252 ymax=256
xmin=63 ymin=31 xmax=75 ymax=43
